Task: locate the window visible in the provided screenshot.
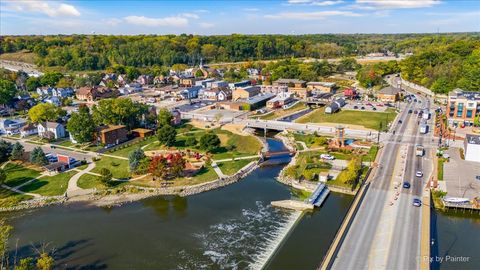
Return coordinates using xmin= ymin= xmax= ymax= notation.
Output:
xmin=457 ymin=103 xmax=464 ymax=117
xmin=466 ymin=110 xmax=473 ymax=118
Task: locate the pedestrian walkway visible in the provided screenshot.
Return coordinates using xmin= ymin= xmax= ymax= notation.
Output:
xmin=213 ymin=155 xmax=260 ymax=163
xmin=66 ymin=162 xmax=96 ymax=197
xmin=1 ymin=184 xmax=42 ymax=198
xmin=211 ymin=162 xmax=226 ymax=178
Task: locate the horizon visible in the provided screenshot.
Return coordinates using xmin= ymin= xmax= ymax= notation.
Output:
xmin=1 ymin=0 xmax=479 ymax=35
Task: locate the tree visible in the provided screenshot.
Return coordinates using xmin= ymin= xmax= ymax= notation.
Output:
xmin=128 ymin=148 xmax=145 ymax=173
xmin=56 ymin=77 xmax=72 ymax=88
xmin=0 ymin=140 xmax=13 ymax=162
xmin=25 ymin=77 xmax=40 ymax=92
xmin=170 ymin=153 xmax=186 ymax=178
xmin=157 ymin=125 xmax=177 ymax=147
xmin=185 ymin=136 xmax=197 ymax=147
xmin=198 ymin=133 xmax=221 ymax=152
xmin=474 ymin=115 xmax=480 ymax=127
xmin=0 ymin=219 xmax=13 ymax=268
xmin=36 ymin=252 xmax=54 ymax=270
xmin=16 ymin=257 xmax=34 ymax=270
xmin=0 ymin=169 xmax=6 ymax=185
xmin=99 ymin=168 xmax=113 ymax=187
xmin=40 ymin=72 xmax=63 ymax=86
xmin=157 ymin=109 xmax=173 ymax=128
xmin=30 ymin=147 xmax=48 ymax=166
xmin=66 ymin=106 xmax=95 ymax=143
xmin=10 ymin=142 xmax=24 ymax=160
xmin=28 ymin=103 xmax=66 ymax=124
xmin=0 ymin=79 xmax=17 ymax=105
xmin=91 ymin=98 xmax=147 ymax=130
xmin=125 ymin=66 xmax=140 ymax=81
xmin=148 ymin=155 xmax=168 ymax=180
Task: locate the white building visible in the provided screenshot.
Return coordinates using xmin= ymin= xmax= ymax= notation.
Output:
xmin=464 ymin=134 xmax=480 ymax=163
xmin=38 ymin=122 xmax=66 ymax=140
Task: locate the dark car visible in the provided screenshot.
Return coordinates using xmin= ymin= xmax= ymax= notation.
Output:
xmin=413 ymin=198 xmax=422 ymax=207
xmin=361 ymin=106 xmax=365 ymax=110
xmin=403 ymin=182 xmax=411 ymax=189
xmin=372 ymin=107 xmax=377 ymax=111
xmin=398 ymin=120 xmax=403 ymax=124
xmin=353 ymin=105 xmax=358 ymax=109
xmin=408 ymin=109 xmax=413 ymax=113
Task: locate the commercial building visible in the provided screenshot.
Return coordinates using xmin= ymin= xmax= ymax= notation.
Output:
xmin=266 ymin=92 xmax=293 ymax=109
xmin=464 ymin=134 xmax=480 ymax=163
xmin=306 ymin=82 xmax=336 ymax=94
xmin=98 ymin=125 xmax=128 ymax=145
xmin=132 ymin=128 xmax=154 ymax=138
xmin=446 ymin=89 xmax=480 ymax=126
xmin=273 ymin=79 xmax=310 ymax=99
xmin=232 ymin=86 xmax=260 ymax=101
xmin=377 ymin=86 xmax=402 ymax=102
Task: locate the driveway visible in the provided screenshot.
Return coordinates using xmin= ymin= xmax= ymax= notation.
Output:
xmin=443 ymin=147 xmax=480 ymax=199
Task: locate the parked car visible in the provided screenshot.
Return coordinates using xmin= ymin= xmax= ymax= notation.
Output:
xmin=353 ymin=105 xmax=358 ymax=109
xmin=416 ymin=171 xmax=423 ymax=177
xmin=361 ymin=106 xmax=365 ymax=110
xmin=408 ymin=109 xmax=413 ymax=113
xmin=413 ymin=198 xmax=422 ymax=207
xmin=398 ymin=120 xmax=403 ymax=124
xmin=320 ymin=154 xmax=335 ymax=160
xmin=403 ymin=182 xmax=411 ymax=189
xmin=372 ymin=107 xmax=377 ymax=111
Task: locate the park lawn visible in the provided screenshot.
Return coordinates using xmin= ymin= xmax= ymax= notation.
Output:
xmin=20 ymin=170 xmax=77 ymax=196
xmin=362 ymin=145 xmax=379 ymax=162
xmin=296 ymin=107 xmax=397 ymax=131
xmin=133 ymin=165 xmax=219 ymax=188
xmin=77 ymin=174 xmax=102 ymax=189
xmin=0 ymin=187 xmax=33 ymax=207
xmin=292 ymin=133 xmax=330 ymax=148
xmin=437 ymin=157 xmax=446 ymax=181
xmin=286 ymin=151 xmax=333 ymax=180
xmin=291 ymin=188 xmax=312 ymax=201
xmin=325 ymin=174 xmax=356 ymax=189
xmin=91 ymin=156 xmax=130 ymax=179
xmin=217 ymin=160 xmax=252 ymax=175
xmin=3 ymin=163 xmax=41 ymax=187
xmin=258 ymin=102 xmax=307 ymax=120
xmin=106 ymin=136 xmax=158 ymax=158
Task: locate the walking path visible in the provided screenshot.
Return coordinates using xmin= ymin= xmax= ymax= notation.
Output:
xmin=66 ymin=162 xmax=96 ymax=197
xmin=1 ymin=184 xmax=42 ymax=198
xmin=211 ymin=162 xmax=226 ymax=178
xmin=213 ymin=155 xmax=260 ymax=163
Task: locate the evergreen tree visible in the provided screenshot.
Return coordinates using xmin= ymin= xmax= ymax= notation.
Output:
xmin=10 ymin=142 xmax=24 ymax=160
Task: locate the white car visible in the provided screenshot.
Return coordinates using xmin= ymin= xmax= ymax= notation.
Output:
xmin=320 ymin=154 xmax=335 ymax=160
xmin=416 ymin=171 xmax=423 ymax=177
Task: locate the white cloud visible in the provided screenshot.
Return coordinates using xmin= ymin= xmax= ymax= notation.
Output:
xmin=124 ymin=16 xmax=189 ymax=27
xmin=194 ymin=9 xmax=209 ymax=13
xmin=288 ymin=0 xmax=344 ymax=6
xmin=265 ymin=10 xmax=363 ymax=20
xmin=355 ymin=0 xmax=441 ymax=9
xmin=199 ymin=22 xmax=215 ymax=28
xmin=244 ymin=8 xmax=260 ymax=12
xmin=103 ymin=18 xmax=122 ymax=26
xmin=6 ymin=0 xmax=81 ymax=17
xmin=180 ymin=13 xmax=200 ymax=19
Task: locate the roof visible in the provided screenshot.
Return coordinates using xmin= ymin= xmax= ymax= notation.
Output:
xmin=465 ymin=134 xmax=480 ymax=145
xmin=21 ymin=123 xmax=37 ymax=131
xmin=244 ymin=93 xmax=275 ymax=104
xmin=307 ymin=82 xmax=336 ymax=87
xmin=132 ymin=128 xmax=153 ymax=134
xmin=237 ymin=86 xmax=260 ymax=94
xmin=100 ymin=125 xmax=126 ymax=133
xmin=44 ymin=162 xmax=68 ymax=171
xmin=41 ymin=121 xmax=61 ymax=129
xmin=379 ymin=86 xmax=402 ymax=95
xmin=76 ymin=87 xmax=94 ymax=96
xmin=274 ymin=78 xmax=306 ymax=84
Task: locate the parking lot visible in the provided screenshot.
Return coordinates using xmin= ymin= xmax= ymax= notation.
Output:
xmin=443 ymin=147 xmax=480 ymax=199
xmin=174 ymin=100 xmax=215 ymax=112
xmin=342 ymin=101 xmax=391 ymax=112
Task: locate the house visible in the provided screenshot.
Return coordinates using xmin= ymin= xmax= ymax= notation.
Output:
xmin=232 ymin=86 xmax=260 ymax=101
xmin=38 ymin=122 xmax=66 ymax=139
xmin=202 ymin=89 xmax=232 ymax=101
xmin=98 ymin=125 xmax=128 ymax=145
xmin=44 ymin=96 xmax=61 ymax=106
xmin=343 ymin=88 xmax=358 ymax=99
xmin=195 ymin=78 xmax=216 ymax=88
xmin=179 ymin=75 xmax=197 ymax=87
xmin=36 ymin=87 xmax=53 ymax=97
xmin=75 ymin=86 xmax=118 ymax=102
xmin=52 ymin=88 xmax=74 ymax=98
xmin=464 ymin=134 xmax=480 ymax=163
xmin=377 ymin=86 xmax=402 ymax=102
xmin=229 ymin=80 xmax=252 ymax=90
xmin=20 ymin=123 xmax=38 ymax=138
xmin=446 ymin=89 xmax=480 ymax=127
xmin=266 ymin=92 xmax=294 ymax=109
xmin=273 ymin=79 xmax=309 ymax=98
xmin=325 ymin=98 xmax=346 ymax=114
xmin=132 ymin=128 xmax=154 ymax=138
xmin=180 ymin=86 xmax=202 ymax=99
xmin=171 ymin=109 xmax=182 ymax=125
xmin=137 ymin=75 xmax=153 ymax=85
xmin=243 ymin=93 xmax=276 ymax=111
xmin=261 ymin=85 xmax=288 ymax=95
xmin=0 ymin=119 xmax=26 ymax=135
xmin=306 ymin=82 xmax=336 ymax=94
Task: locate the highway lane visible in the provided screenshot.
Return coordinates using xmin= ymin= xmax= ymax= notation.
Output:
xmin=331 ymin=101 xmax=415 ymax=270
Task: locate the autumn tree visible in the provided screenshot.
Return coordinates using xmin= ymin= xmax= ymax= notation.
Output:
xmin=28 ymin=103 xmax=66 ymax=124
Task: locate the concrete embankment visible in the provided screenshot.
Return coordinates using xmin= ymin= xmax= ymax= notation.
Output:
xmin=271 ymin=200 xmax=314 ymax=211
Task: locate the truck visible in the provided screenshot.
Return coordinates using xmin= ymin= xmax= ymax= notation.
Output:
xmin=420 ymin=124 xmax=429 ymax=134
xmin=422 ymin=110 xmax=430 ymax=120
xmin=415 ymin=145 xmax=425 ymax=157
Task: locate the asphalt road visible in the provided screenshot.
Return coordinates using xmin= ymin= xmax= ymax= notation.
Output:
xmin=331 ymin=92 xmax=433 ymax=270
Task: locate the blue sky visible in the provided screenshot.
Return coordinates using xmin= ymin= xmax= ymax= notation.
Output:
xmin=1 ymin=0 xmax=479 ymax=35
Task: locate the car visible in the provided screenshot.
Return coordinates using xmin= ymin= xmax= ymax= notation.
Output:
xmin=353 ymin=105 xmax=358 ymax=109
xmin=413 ymin=198 xmax=422 ymax=207
xmin=361 ymin=106 xmax=365 ymax=110
xmin=398 ymin=120 xmax=403 ymax=124
xmin=408 ymin=109 xmax=413 ymax=113
xmin=476 ymin=176 xmax=480 ymax=181
xmin=403 ymin=182 xmax=411 ymax=189
xmin=320 ymin=154 xmax=335 ymax=160
xmin=372 ymin=107 xmax=377 ymax=111
xmin=416 ymin=171 xmax=423 ymax=177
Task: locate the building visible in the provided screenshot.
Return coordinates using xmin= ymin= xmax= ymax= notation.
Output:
xmin=261 ymin=85 xmax=288 ymax=95
xmin=446 ymin=89 xmax=480 ymax=126
xmin=464 ymin=134 xmax=480 ymax=163
xmin=202 ymin=89 xmax=232 ymax=101
xmin=343 ymin=88 xmax=358 ymax=99
xmin=229 ymin=80 xmax=252 ymax=90
xmin=171 ymin=109 xmax=182 ymax=125
xmin=0 ymin=119 xmax=26 ymax=135
xmin=38 ymin=122 xmax=66 ymax=139
xmin=377 ymin=86 xmax=402 ymax=102
xmin=195 ymin=78 xmax=216 ymax=88
xmin=52 ymin=88 xmax=74 ymax=98
xmin=75 ymin=86 xmax=120 ymax=102
xmin=132 ymin=128 xmax=154 ymax=138
xmin=20 ymin=123 xmax=38 ymax=138
xmin=273 ymin=79 xmax=309 ymax=99
xmin=266 ymin=92 xmax=293 ymax=109
xmin=179 ymin=75 xmax=197 ymax=87
xmin=98 ymin=125 xmax=128 ymax=145
xmin=306 ymin=82 xmax=336 ymax=94
xmin=180 ymin=86 xmax=202 ymax=99
xmin=232 ymin=86 xmax=260 ymax=101
xmin=243 ymin=93 xmax=276 ymax=111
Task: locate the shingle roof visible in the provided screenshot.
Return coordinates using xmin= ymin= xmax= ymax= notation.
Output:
xmin=379 ymin=86 xmax=402 ymax=95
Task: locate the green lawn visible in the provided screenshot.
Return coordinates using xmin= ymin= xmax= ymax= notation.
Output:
xmin=20 ymin=170 xmax=77 ymax=196
xmin=362 ymin=145 xmax=379 ymax=162
xmin=91 ymin=156 xmax=130 ymax=179
xmin=106 ymin=136 xmax=157 ymax=158
xmin=3 ymin=163 xmax=41 ymax=187
xmin=78 ymin=174 xmax=102 ymax=189
xmin=217 ymin=160 xmax=252 ymax=175
xmin=0 ymin=187 xmax=34 ymax=207
xmin=437 ymin=157 xmax=446 ymax=181
xmin=284 ymin=151 xmax=333 ymax=181
xmin=296 ymin=107 xmax=397 ymax=131
xmin=292 ymin=133 xmax=330 ymax=148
